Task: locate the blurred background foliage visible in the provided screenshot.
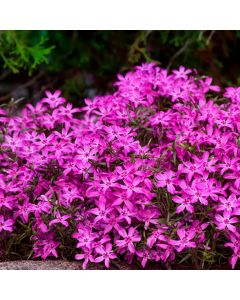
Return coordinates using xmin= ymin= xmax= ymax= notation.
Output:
xmin=0 ymin=30 xmax=240 ymax=106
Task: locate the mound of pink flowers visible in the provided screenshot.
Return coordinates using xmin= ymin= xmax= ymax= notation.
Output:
xmin=0 ymin=63 xmax=240 ymax=269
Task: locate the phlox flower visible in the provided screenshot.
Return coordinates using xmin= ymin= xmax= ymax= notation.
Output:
xmin=1 ymin=62 xmax=240 ymax=269
xmin=172 ymin=66 xmax=191 ymax=80
xmin=215 ymin=211 xmax=238 ymax=232
xmin=217 ymin=195 xmax=240 ymax=213
xmin=37 ymin=240 xmax=61 ymax=260
xmin=172 ymin=195 xmax=197 ymax=213
xmin=169 ymin=228 xmax=196 ymax=252
xmin=49 ymin=210 xmax=71 ymax=227
xmin=178 ymin=161 xmax=204 ymax=182
xmin=122 ymin=176 xmax=149 ymax=199
xmin=88 ymin=196 xmax=113 ymax=224
xmin=95 ymin=243 xmax=117 ymax=268
xmin=115 ymin=227 xmax=141 ymax=253
xmin=136 ymin=208 xmax=160 ymax=230
xmin=75 ymin=248 xmax=95 ymax=270
xmin=147 ymin=228 xmax=167 ymax=248
xmin=0 ymin=190 xmax=15 ymax=210
xmin=225 ymin=232 xmax=240 ymax=252
xmin=72 ymin=227 xmax=98 ymax=249
xmin=42 ymin=90 xmax=66 ymax=109
xmin=155 ymin=171 xmax=176 ymax=194
xmin=0 ymin=215 xmax=14 ymax=232
xmin=14 ymin=200 xmax=35 ymax=224
xmin=136 ymin=249 xmax=151 ymax=268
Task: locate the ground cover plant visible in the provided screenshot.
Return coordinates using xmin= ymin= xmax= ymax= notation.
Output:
xmin=0 ymin=63 xmax=240 ymax=269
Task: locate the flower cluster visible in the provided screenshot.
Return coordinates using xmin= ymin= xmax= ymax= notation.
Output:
xmin=0 ymin=63 xmax=240 ymax=269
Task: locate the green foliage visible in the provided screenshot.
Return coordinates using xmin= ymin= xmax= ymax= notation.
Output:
xmin=133 ymin=30 xmax=240 ymax=86
xmin=0 ymin=31 xmax=55 ymax=75
xmin=127 ymin=31 xmax=155 ymax=65
xmin=1 ymin=30 xmax=240 ymax=104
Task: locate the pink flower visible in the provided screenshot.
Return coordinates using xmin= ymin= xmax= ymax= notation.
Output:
xmin=172 ymin=66 xmax=191 ymax=80
xmin=15 ymin=200 xmax=34 ymax=224
xmin=155 ymin=171 xmax=176 ymax=194
xmin=75 ymin=248 xmax=95 ymax=270
xmin=34 ymin=195 xmax=52 ymax=215
xmin=88 ymin=196 xmax=112 ymax=224
xmin=115 ymin=227 xmax=141 ymax=253
xmin=122 ymin=176 xmax=149 ymax=199
xmin=42 ymin=90 xmax=66 ymax=109
xmin=184 ymin=180 xmax=209 ymax=205
xmin=178 ymin=161 xmax=204 ymax=182
xmin=218 ymin=156 xmax=239 ymax=175
xmin=103 ymin=214 xmax=120 ymax=234
xmin=169 ymin=228 xmax=196 ymax=252
xmin=95 ymin=243 xmax=117 ymax=268
xmin=229 ymin=249 xmax=240 ymax=269
xmin=136 ymin=249 xmax=151 ymax=268
xmin=72 ymin=227 xmax=98 ymax=249
xmin=1 ymin=62 xmax=240 ymax=269
xmin=116 ymin=205 xmax=135 ymax=225
xmin=217 ymin=195 xmax=239 ymax=213
xmin=58 ymin=103 xmax=81 ymax=119
xmin=0 ymin=215 xmax=14 ymax=232
xmin=136 ymin=208 xmax=160 ymax=229
xmin=225 ymin=232 xmax=240 ymax=252
xmin=199 ymin=77 xmax=220 ymax=93
xmin=0 ymin=190 xmax=15 ymax=210
xmin=99 ymin=175 xmax=120 ymax=193
xmin=147 ymin=228 xmax=167 ymax=248
xmin=42 ymin=240 xmax=61 ymax=260
xmin=49 ymin=211 xmax=71 ymax=227
xmin=215 ymin=211 xmax=238 ymax=232
xmin=172 ymin=195 xmax=196 ymax=213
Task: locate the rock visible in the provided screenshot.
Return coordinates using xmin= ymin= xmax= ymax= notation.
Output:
xmin=0 ymin=260 xmax=165 ymax=270
xmin=0 ymin=260 xmax=83 ymax=270
xmin=0 ymin=260 xmax=133 ymax=270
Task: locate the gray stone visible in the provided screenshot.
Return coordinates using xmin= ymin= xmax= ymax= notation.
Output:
xmin=0 ymin=260 xmax=132 ymax=270
xmin=0 ymin=260 xmax=84 ymax=270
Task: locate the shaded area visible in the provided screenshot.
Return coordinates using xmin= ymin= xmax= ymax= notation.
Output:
xmin=0 ymin=30 xmax=240 ymax=107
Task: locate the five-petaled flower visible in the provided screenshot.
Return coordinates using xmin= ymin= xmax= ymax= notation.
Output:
xmin=0 ymin=215 xmax=14 ymax=232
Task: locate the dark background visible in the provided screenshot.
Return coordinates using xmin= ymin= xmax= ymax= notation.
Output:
xmin=0 ymin=30 xmax=240 ymax=106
